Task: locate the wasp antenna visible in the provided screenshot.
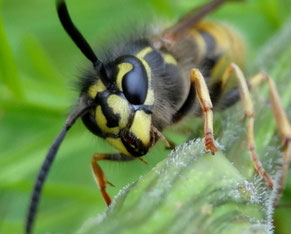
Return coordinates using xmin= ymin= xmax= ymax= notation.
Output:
xmin=56 ymin=0 xmax=101 ymax=67
xmin=25 ymin=104 xmax=90 ymax=234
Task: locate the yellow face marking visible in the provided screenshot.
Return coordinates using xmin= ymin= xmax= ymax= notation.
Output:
xmin=88 ymin=79 xmax=106 ymax=99
xmin=95 ymin=106 xmax=119 ymax=134
xmin=129 ymin=110 xmax=151 ymax=147
xmin=145 ymin=88 xmax=154 ymax=106
xmin=116 ymin=63 xmax=133 ymax=91
xmin=136 ymin=47 xmax=153 ymax=59
xmin=106 ymin=137 xmax=131 ymax=156
xmin=107 ymin=94 xmax=131 ymax=128
xmin=162 ymin=53 xmax=177 ymax=65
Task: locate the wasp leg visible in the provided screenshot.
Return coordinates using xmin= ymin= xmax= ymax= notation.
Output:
xmin=191 ymin=68 xmax=218 ymax=154
xmin=151 ymin=125 xmax=175 ymax=149
xmin=91 ymin=153 xmax=135 ymax=206
xmin=220 ymin=63 xmax=274 ymax=187
xmin=248 ymin=72 xmax=291 ymax=192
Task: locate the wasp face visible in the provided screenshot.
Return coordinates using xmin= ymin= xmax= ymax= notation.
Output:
xmin=82 ymin=55 xmax=154 ymax=157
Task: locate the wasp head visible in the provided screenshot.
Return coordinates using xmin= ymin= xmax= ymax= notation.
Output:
xmin=56 ymin=0 xmax=155 ymax=157
xmin=81 ymin=55 xmax=154 ymax=157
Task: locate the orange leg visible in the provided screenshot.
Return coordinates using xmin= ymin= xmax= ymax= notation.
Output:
xmin=191 ymin=68 xmax=218 ymax=154
xmin=221 ymin=63 xmax=274 ymax=187
xmin=91 ymin=153 xmax=134 ymax=206
xmin=249 ymin=72 xmax=291 ymax=192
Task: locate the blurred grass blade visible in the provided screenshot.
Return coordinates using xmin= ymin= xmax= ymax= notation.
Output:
xmin=258 ymin=0 xmax=282 ymax=28
xmin=22 ymin=34 xmax=64 ymax=85
xmin=0 ymin=16 xmax=23 ymax=99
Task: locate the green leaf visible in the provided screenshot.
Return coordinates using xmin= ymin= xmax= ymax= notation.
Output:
xmin=78 ymin=19 xmax=291 ymax=234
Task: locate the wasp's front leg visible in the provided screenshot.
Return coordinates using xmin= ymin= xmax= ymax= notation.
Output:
xmin=91 ymin=153 xmax=135 ymax=206
xmin=191 ymin=68 xmax=218 ymax=154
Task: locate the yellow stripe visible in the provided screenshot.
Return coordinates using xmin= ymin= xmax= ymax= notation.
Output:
xmin=87 ymin=79 xmax=106 ymax=99
xmin=116 ymin=63 xmax=133 ymax=91
xmin=107 ymin=94 xmax=131 ymax=128
xmin=196 ymin=22 xmax=223 ymax=55
xmin=194 ymin=22 xmax=245 ymax=85
xmin=136 ymin=47 xmax=153 ymax=59
xmin=189 ymin=29 xmax=207 ymax=63
xmin=137 ymin=57 xmax=154 ymax=106
xmin=162 ymin=53 xmax=177 ymax=65
xmin=106 ymin=137 xmax=131 ymax=156
xmin=136 ymin=46 xmax=154 ymax=106
xmin=95 ymin=106 xmax=119 ymax=134
xmin=196 ymin=21 xmax=244 ymax=65
xmin=129 ymin=110 xmax=151 ymax=147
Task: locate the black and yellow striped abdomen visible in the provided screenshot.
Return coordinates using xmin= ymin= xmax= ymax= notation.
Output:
xmin=194 ymin=22 xmax=245 ymax=82
xmin=169 ymin=21 xmax=245 ymax=87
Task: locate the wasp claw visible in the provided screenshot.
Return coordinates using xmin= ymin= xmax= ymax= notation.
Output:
xmin=106 ymin=181 xmax=115 ymax=187
xmin=204 ymin=132 xmax=218 ymax=154
xmin=279 ymin=137 xmax=291 ymax=149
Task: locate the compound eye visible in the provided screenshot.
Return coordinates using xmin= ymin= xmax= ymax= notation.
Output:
xmin=122 ymin=63 xmax=148 ymax=105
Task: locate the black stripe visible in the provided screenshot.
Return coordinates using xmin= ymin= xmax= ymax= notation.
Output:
xmin=96 ymin=91 xmax=120 ymax=128
xmin=104 ymin=153 xmax=135 ymax=162
xmin=144 ymin=50 xmax=164 ymax=69
xmin=172 ymin=81 xmax=196 ymax=123
xmin=199 ymin=30 xmax=216 ymax=54
xmin=198 ymin=30 xmax=221 ymax=78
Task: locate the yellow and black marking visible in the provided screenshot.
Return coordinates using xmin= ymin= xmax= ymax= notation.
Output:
xmin=26 ymin=1 xmax=291 ymax=233
xmin=167 ymin=21 xmax=246 ymax=110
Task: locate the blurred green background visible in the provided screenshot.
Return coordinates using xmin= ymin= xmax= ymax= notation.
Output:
xmin=1 ymin=0 xmax=291 ymax=233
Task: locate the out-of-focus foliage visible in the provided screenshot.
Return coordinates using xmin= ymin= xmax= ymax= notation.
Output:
xmin=0 ymin=0 xmax=291 ymax=233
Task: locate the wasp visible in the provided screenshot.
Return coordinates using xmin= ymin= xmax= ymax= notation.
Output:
xmin=26 ymin=0 xmax=291 ymax=233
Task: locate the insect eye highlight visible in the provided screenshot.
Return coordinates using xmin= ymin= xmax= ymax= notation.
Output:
xmin=121 ymin=62 xmax=148 ymax=105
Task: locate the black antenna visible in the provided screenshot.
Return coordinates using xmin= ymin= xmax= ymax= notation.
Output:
xmin=25 ymin=104 xmax=90 ymax=234
xmin=56 ymin=0 xmax=101 ymax=67
xmin=56 ymin=0 xmax=109 ymax=85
